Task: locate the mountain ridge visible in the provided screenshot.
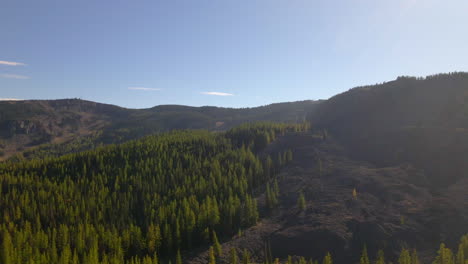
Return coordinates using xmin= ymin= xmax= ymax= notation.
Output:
xmin=0 ymin=99 xmax=318 ymax=160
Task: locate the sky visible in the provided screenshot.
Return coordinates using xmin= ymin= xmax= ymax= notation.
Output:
xmin=1 ymin=0 xmax=468 ymax=109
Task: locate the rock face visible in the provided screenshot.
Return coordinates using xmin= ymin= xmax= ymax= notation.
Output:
xmin=188 ymin=132 xmax=468 ymax=264
xmin=2 ymin=120 xmax=42 ymax=136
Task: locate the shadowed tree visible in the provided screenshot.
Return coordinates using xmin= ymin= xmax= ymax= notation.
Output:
xmin=298 ymin=191 xmax=306 ymax=211
xmin=209 ymin=246 xmax=216 ymax=264
xmin=230 ymin=248 xmax=238 ymax=264
xmin=322 ymin=252 xmax=333 ymax=264
xmin=360 ymin=245 xmax=370 ymax=264
xmin=375 ymin=249 xmax=385 ymax=264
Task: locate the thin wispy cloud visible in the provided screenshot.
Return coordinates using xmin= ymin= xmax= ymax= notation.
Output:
xmin=128 ymin=87 xmax=161 ymax=91
xmin=0 ymin=60 xmax=27 ymax=66
xmin=201 ymin=91 xmax=234 ymax=96
xmin=0 ymin=98 xmax=24 ymax=101
xmin=0 ymin=73 xmax=30 ymax=79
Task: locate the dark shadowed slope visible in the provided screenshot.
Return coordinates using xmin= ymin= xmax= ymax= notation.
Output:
xmin=309 ymin=72 xmax=468 ymax=187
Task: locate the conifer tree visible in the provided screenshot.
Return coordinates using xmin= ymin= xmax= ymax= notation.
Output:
xmin=456 ymin=243 xmax=464 ymax=264
xmin=264 ymin=241 xmax=273 ymax=264
xmin=266 ymin=182 xmax=278 ymax=210
xmin=242 ymin=249 xmax=250 ymax=264
xmin=411 ymin=249 xmax=420 ymax=264
xmin=1 ymin=232 xmax=13 ymax=264
xmin=298 ymin=191 xmax=306 ymax=211
xmin=86 ymin=240 xmax=99 ymax=264
xmin=375 ymin=249 xmax=385 ymax=264
xmin=398 ymin=248 xmax=411 ymax=264
xmin=273 ymin=179 xmax=280 ymax=198
xmin=213 ymin=231 xmax=222 ymax=257
xmin=176 ymin=249 xmax=182 ymax=264
xmin=147 ymin=224 xmax=162 ymax=255
xmin=59 ymin=244 xmax=72 ymax=264
xmin=209 ymin=246 xmax=216 ymax=264
xmin=322 ymin=252 xmax=333 ymax=264
xmin=155 ymin=253 xmax=159 ymax=264
xmin=285 ymin=149 xmax=293 ymax=163
xmin=230 ymin=248 xmax=238 ymax=264
xmin=278 ymin=153 xmax=283 ymax=167
xmin=360 ymin=245 xmax=370 ymax=264
xmin=433 ymin=243 xmax=455 ymax=264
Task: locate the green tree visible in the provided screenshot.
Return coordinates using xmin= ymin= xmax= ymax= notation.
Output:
xmin=266 ymin=182 xmax=278 ymax=210
xmin=297 ymin=191 xmax=306 ymax=211
xmin=399 ymin=248 xmax=411 ymax=264
xmin=273 ymin=179 xmax=280 ymax=198
xmin=360 ymin=245 xmax=370 ymax=264
xmin=1 ymin=232 xmax=14 ymax=264
xmin=209 ymin=246 xmax=216 ymax=264
xmin=411 ymin=249 xmax=420 ymax=264
xmin=285 ymin=149 xmax=293 ymax=162
xmin=242 ymin=249 xmax=250 ymax=264
xmin=213 ymin=230 xmax=222 ymax=256
xmin=147 ymin=224 xmax=162 ymax=255
xmin=176 ymin=249 xmax=182 ymax=264
xmin=59 ymin=244 xmax=72 ymax=264
xmin=85 ymin=240 xmax=99 ymax=264
xmin=375 ymin=249 xmax=385 ymax=264
xmin=456 ymin=243 xmax=464 ymax=264
xmin=230 ymin=248 xmax=238 ymax=264
xmin=433 ymin=243 xmax=455 ymax=264
xmin=322 ymin=252 xmax=333 ymax=264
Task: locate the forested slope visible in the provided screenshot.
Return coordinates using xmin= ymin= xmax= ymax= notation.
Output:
xmin=0 ymin=99 xmax=317 ymax=160
xmin=0 ymin=122 xmax=308 ymax=264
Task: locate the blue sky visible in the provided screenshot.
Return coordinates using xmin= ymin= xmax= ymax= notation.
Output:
xmin=1 ymin=0 xmax=468 ymax=109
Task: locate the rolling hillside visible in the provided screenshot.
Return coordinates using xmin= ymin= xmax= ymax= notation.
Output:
xmin=0 ymin=99 xmax=318 ymax=160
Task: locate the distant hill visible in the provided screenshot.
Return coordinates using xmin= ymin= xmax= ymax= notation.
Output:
xmin=0 ymin=99 xmax=318 ymax=160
